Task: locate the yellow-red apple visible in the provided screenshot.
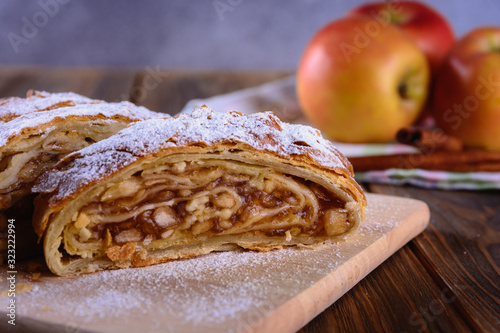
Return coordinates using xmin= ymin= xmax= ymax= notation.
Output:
xmin=433 ymin=27 xmax=500 ymax=151
xmin=296 ymin=17 xmax=430 ymax=143
xmin=349 ymin=1 xmax=455 ymax=72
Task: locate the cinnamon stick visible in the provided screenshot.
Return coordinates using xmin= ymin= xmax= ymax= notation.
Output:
xmin=396 ymin=127 xmax=464 ymax=152
xmin=349 ymin=151 xmax=500 ymax=172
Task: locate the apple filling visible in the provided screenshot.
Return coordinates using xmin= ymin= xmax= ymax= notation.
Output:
xmin=0 ymin=129 xmax=116 ymax=209
xmin=0 ymin=151 xmax=60 ymax=209
xmin=61 ymin=160 xmax=354 ymax=263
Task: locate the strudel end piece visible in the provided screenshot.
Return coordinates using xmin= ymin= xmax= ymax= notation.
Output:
xmin=0 ymin=90 xmax=161 ymax=260
xmin=33 ymin=107 xmax=366 ymax=276
xmin=0 ymin=90 xmax=161 ymax=211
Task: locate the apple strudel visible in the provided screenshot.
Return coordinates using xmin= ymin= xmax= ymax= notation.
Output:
xmin=33 ymin=107 xmax=366 ymax=276
xmin=0 ymin=90 xmax=161 ymax=260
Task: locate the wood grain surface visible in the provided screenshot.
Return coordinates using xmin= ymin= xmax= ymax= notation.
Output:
xmin=0 ymin=67 xmax=498 ymax=332
xmin=368 ymin=184 xmax=500 ymax=332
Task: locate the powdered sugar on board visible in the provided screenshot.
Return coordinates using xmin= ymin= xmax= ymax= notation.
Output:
xmin=0 ymin=194 xmax=429 ymax=333
xmin=34 ymin=106 xmax=353 ymax=202
xmin=0 ymin=91 xmax=162 ymax=149
xmin=1 ymin=248 xmax=344 ymax=333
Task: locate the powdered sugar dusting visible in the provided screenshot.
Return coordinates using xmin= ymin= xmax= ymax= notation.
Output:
xmin=4 ymin=246 xmax=344 ymax=331
xmin=0 ymin=91 xmax=95 ymax=121
xmin=34 ymin=106 xmax=352 ymax=202
xmin=0 ymin=91 xmax=162 ymax=149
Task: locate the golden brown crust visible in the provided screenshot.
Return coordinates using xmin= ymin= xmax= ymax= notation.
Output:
xmin=106 ymin=242 xmax=136 ymax=261
xmin=0 ymin=90 xmax=94 ymax=123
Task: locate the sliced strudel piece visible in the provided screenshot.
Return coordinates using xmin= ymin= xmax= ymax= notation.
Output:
xmin=33 ymin=107 xmax=366 ymax=276
xmin=0 ymin=90 xmax=161 ymax=211
xmin=0 ymin=90 xmax=162 ymax=261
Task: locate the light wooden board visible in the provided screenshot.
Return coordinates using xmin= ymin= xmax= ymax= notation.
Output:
xmin=0 ymin=193 xmax=429 ymax=333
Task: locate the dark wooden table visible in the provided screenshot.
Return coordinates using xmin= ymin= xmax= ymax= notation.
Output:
xmin=1 ymin=67 xmax=498 ymax=332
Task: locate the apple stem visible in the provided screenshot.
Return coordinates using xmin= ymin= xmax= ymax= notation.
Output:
xmin=398 ymin=82 xmax=409 ymax=100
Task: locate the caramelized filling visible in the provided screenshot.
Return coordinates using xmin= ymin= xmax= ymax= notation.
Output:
xmin=63 ymin=160 xmax=353 ymax=260
xmin=0 ymin=155 xmax=12 ymax=173
xmin=1 ymin=129 xmax=100 ymax=199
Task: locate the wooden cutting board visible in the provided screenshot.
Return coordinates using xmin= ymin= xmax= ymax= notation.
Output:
xmin=0 ymin=193 xmax=429 ymax=333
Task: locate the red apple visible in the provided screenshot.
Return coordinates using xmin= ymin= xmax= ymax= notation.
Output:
xmin=296 ymin=17 xmax=429 ymax=143
xmin=349 ymin=1 xmax=455 ymax=72
xmin=433 ymin=27 xmax=500 ymax=151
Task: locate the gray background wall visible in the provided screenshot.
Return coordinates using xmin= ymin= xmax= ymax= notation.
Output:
xmin=1 ymin=0 xmax=498 ymax=70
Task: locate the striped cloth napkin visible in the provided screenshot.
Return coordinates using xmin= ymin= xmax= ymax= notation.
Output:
xmin=181 ymin=75 xmax=500 ymax=190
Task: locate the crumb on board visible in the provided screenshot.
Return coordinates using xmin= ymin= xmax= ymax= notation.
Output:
xmin=106 ymin=242 xmax=136 ymax=261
